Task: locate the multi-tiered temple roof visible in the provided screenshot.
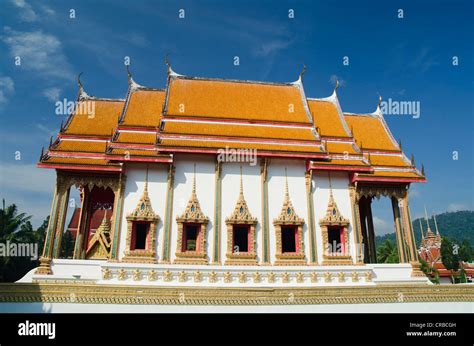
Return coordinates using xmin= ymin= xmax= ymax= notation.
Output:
xmin=39 ymin=66 xmax=425 ymax=183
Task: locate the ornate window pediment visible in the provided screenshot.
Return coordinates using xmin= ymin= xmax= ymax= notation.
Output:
xmin=174 ymin=169 xmax=209 ymax=264
xmin=273 ymin=176 xmax=306 ymax=265
xmin=225 ymin=173 xmax=258 ymax=265
xmin=123 ymin=176 xmax=160 ymax=263
xmin=86 ymin=211 xmax=112 ymax=259
xmin=319 ymin=191 xmax=352 ymax=265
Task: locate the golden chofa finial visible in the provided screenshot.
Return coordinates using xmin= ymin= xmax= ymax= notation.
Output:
xmin=334 ymin=79 xmax=339 ymax=93
xmin=126 ymin=64 xmax=132 ymax=83
xmin=377 ymin=94 xmax=383 ymax=110
xmin=299 ymin=63 xmax=306 ymax=79
xmin=164 ymin=53 xmax=171 ymax=71
xmin=77 ymin=72 xmax=84 ymax=89
xmin=77 ymin=72 xmax=91 ymax=100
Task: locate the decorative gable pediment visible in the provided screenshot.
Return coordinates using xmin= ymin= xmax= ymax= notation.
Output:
xmin=226 ymin=175 xmax=257 ymax=225
xmin=86 ymin=212 xmax=112 ymax=259
xmin=127 ymin=182 xmax=159 ymax=222
xmin=319 ymin=192 xmax=349 ymax=226
xmin=176 ymin=185 xmax=209 ymax=223
xmin=273 ymin=179 xmax=304 ymax=225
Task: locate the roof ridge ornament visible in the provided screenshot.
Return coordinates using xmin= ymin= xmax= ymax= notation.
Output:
xmin=334 ymin=79 xmax=339 ymax=94
xmin=433 ymin=213 xmax=441 ymax=238
xmin=77 ymin=72 xmax=91 ymax=101
xmin=424 ymin=205 xmax=434 ymax=237
xmin=372 ymin=94 xmax=383 ymax=116
xmin=126 ymin=64 xmax=144 ymax=91
xmin=299 ymin=64 xmax=306 ymax=79
xmin=165 ymin=53 xmax=183 ymax=77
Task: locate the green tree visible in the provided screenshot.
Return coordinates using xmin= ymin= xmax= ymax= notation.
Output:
xmin=440 ymin=236 xmax=466 ymax=283
xmin=377 ymin=239 xmax=399 ymax=263
xmin=0 ymin=200 xmax=48 ymax=282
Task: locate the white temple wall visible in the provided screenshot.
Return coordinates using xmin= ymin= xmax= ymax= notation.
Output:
xmin=220 ymin=162 xmax=261 ymax=263
xmin=267 ymin=159 xmax=308 ymax=263
xmin=119 ymin=163 xmax=168 ymax=261
xmin=312 ymin=171 xmax=355 ymax=264
xmin=170 ymin=154 xmax=216 ymax=263
xmin=118 ymin=159 xmax=356 ymax=265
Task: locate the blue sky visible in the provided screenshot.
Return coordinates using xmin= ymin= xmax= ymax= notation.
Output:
xmin=0 ymin=0 xmax=473 ymax=233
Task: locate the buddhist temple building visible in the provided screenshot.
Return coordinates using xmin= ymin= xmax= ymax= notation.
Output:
xmin=418 ymin=211 xmax=473 ymax=284
xmin=8 ymin=63 xmax=472 ymax=310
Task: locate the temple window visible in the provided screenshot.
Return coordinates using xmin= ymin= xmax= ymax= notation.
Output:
xmin=273 ymin=173 xmax=306 ymax=265
xmin=225 ymin=172 xmax=258 ymax=265
xmin=327 ymin=226 xmax=344 ymax=255
xmin=232 ymin=225 xmax=250 ymax=253
xmin=174 ymin=167 xmax=209 ymax=264
xmin=182 ymin=224 xmax=199 ymax=252
xmin=319 ymin=189 xmax=352 ymax=265
xmin=281 ymin=226 xmax=297 ymax=253
xmin=131 ymin=222 xmax=150 ymax=250
xmin=123 ymin=171 xmax=160 ymax=263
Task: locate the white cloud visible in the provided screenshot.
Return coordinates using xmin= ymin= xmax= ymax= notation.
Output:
xmin=1 ymin=27 xmax=74 ymax=81
xmin=373 ymin=216 xmax=394 ymax=235
xmin=42 ymin=87 xmax=61 ymax=102
xmin=10 ymin=0 xmax=37 ymax=22
xmin=36 ymin=123 xmax=56 ymax=136
xmin=121 ymin=32 xmax=150 ymax=47
xmin=0 ymin=163 xmax=55 ymax=195
xmin=255 ymin=39 xmax=293 ymax=57
xmin=447 ymin=203 xmax=469 ymax=212
xmin=0 ymin=76 xmax=15 ymax=106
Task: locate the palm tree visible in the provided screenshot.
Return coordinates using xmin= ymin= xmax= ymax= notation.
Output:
xmin=377 ymin=239 xmax=399 ymax=263
xmin=0 ymin=199 xmax=48 ymax=282
xmin=0 ymin=199 xmax=32 ymax=264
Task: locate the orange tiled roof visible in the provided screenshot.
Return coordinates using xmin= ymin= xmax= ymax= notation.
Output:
xmin=325 ymin=141 xmax=359 ymax=155
xmin=356 ymin=170 xmax=425 ymax=181
xmin=120 ymin=90 xmax=165 ymax=127
xmin=159 ymin=138 xmax=324 ymax=154
xmin=365 ymin=153 xmax=411 ymax=167
xmin=166 ymin=77 xmax=312 ymax=123
xmin=37 ymin=72 xmax=424 ymax=179
xmin=344 ymin=113 xmax=399 ymax=151
xmin=114 ymin=131 xmax=157 ymax=144
xmin=64 ymin=99 xmax=124 ymax=137
xmin=308 ymin=100 xmax=351 ymax=138
xmin=53 ymin=140 xmax=107 ymax=153
xmin=162 ymin=120 xmax=316 ymax=141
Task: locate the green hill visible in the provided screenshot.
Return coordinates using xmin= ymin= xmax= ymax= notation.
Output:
xmin=375 ymin=210 xmax=474 ymax=248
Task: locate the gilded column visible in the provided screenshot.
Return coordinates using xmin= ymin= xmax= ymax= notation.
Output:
xmin=52 ymin=185 xmax=71 ymax=258
xmin=391 ymin=196 xmax=407 ymax=263
xmin=365 ymin=198 xmax=377 ymax=263
xmin=109 ymin=173 xmax=126 ymax=261
xmin=161 ymin=164 xmax=175 ymax=263
xmin=212 ymin=160 xmax=222 ymax=264
xmin=400 ymin=192 xmax=418 ymax=262
xmin=36 ymin=173 xmax=67 ymax=274
xmin=73 ymin=187 xmax=89 ymax=259
xmin=349 ymin=185 xmax=364 ymax=264
xmin=260 ymin=158 xmax=270 ymax=264
xmin=305 ymin=170 xmax=318 ymax=264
